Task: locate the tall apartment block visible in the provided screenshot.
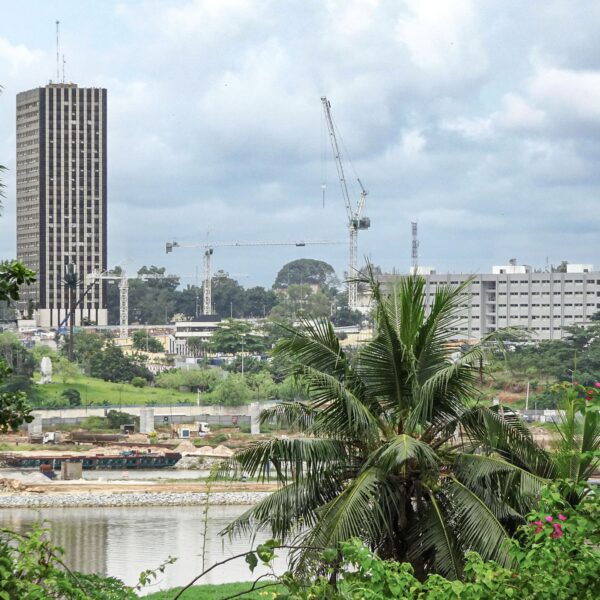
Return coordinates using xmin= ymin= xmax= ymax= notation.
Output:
xmin=16 ymin=83 xmax=107 ymax=327
xmin=378 ymin=263 xmax=600 ymax=341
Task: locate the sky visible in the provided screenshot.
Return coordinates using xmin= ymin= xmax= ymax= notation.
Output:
xmin=2 ymin=0 xmax=600 ymax=288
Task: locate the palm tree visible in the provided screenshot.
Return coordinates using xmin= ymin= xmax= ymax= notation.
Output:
xmin=223 ymin=271 xmax=554 ymax=579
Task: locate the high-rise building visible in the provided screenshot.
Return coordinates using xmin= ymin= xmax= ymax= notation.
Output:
xmin=16 ymin=83 xmax=107 ymax=327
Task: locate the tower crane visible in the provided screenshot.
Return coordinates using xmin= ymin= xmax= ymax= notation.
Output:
xmin=86 ymin=269 xmax=178 ymax=339
xmin=166 ymin=240 xmax=342 ymax=316
xmin=321 ymin=97 xmax=370 ymax=310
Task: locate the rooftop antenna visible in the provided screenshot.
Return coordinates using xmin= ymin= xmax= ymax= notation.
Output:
xmin=62 ymin=55 xmax=66 ymax=83
xmin=411 ymin=221 xmax=419 ymax=271
xmin=55 ymin=20 xmax=60 ymax=83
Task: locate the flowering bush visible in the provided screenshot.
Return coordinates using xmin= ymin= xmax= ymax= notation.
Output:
xmin=251 ymin=485 xmax=600 ymax=599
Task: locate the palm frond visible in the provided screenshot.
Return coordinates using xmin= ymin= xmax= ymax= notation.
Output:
xmin=225 ymin=437 xmax=349 ymax=482
xmin=447 ymin=477 xmax=512 ymax=567
xmin=273 ymin=317 xmax=349 ymax=378
xmin=364 ymin=433 xmax=439 ymax=477
xmin=300 ymin=467 xmax=384 ymax=552
xmin=459 ymin=405 xmax=554 ymax=478
xmin=407 ymin=489 xmax=462 ymax=580
xmin=221 ymin=470 xmax=344 ymax=542
xmin=301 ymin=365 xmax=383 ymax=442
xmin=258 ymin=401 xmax=317 ymax=432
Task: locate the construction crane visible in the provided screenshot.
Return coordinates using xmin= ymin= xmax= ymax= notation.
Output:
xmin=166 ymin=240 xmax=342 ymax=316
xmin=321 ymin=97 xmax=370 ymax=309
xmin=86 ymin=269 xmax=178 ymax=339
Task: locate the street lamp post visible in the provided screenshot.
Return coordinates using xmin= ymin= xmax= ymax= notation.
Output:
xmin=241 ymin=333 xmax=246 ymax=378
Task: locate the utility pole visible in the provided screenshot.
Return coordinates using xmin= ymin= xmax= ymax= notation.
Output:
xmin=64 ymin=263 xmax=78 ymax=362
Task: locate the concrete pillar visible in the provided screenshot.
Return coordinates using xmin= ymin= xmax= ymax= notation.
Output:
xmin=249 ymin=402 xmax=261 ymax=435
xmin=28 ymin=412 xmax=43 ymax=436
xmin=139 ymin=408 xmax=155 ymax=434
xmin=61 ymin=460 xmax=83 ymax=480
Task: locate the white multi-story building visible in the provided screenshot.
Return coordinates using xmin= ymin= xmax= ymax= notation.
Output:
xmin=378 ymin=263 xmax=600 ymax=340
xmin=16 ymin=83 xmax=107 ymax=327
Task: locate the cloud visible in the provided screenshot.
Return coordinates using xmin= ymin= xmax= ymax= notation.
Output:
xmin=3 ymin=1 xmax=600 ymax=286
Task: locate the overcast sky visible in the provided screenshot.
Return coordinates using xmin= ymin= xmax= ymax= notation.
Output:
xmin=2 ymin=0 xmax=600 ymax=288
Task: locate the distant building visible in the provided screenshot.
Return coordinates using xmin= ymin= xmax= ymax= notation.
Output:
xmin=376 ymin=263 xmax=600 ymax=340
xmin=16 ymin=83 xmax=107 ymax=327
xmin=168 ymin=316 xmax=222 ymax=356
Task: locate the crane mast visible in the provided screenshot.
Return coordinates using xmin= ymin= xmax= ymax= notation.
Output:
xmin=167 ymin=239 xmax=342 ymax=316
xmin=86 ymin=269 xmax=177 ymax=338
xmin=321 ymin=97 xmax=369 ymax=310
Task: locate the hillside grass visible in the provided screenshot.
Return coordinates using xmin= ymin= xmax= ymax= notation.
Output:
xmin=144 ymin=581 xmax=282 ymax=600
xmin=33 ymin=374 xmax=199 ymax=407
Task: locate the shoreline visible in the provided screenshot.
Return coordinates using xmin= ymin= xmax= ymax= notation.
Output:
xmin=0 ymin=490 xmax=270 ymax=509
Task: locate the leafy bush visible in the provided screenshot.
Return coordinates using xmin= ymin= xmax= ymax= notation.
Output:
xmin=258 ymin=485 xmax=600 ymax=599
xmin=106 ymin=410 xmax=138 ymax=430
xmin=131 ymin=376 xmax=146 ymax=388
xmin=0 ymin=524 xmax=174 ymax=599
xmin=79 ymin=416 xmax=107 ymax=431
xmin=90 ymin=346 xmax=153 ymax=383
xmin=61 ymin=388 xmax=81 ymax=407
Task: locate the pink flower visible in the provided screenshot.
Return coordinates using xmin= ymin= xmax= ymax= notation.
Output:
xmin=551 ymin=523 xmax=563 ymax=539
xmin=594 ymin=382 xmax=600 ymax=388
xmin=545 ymin=515 xmax=553 ymax=523
xmin=558 ymin=514 xmax=567 ymax=521
xmin=530 ymin=520 xmax=544 ymax=534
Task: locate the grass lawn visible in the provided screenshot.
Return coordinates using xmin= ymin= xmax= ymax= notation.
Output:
xmin=144 ymin=581 xmax=281 ymax=599
xmin=33 ymin=374 xmax=199 ymax=407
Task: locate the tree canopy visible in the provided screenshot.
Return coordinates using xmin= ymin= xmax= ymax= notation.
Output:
xmin=273 ymin=259 xmax=339 ymax=291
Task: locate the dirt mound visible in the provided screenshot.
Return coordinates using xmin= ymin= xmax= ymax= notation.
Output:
xmin=174 ymin=441 xmax=197 ymax=455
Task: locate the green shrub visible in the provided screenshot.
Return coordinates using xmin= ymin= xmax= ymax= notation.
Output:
xmin=61 ymin=388 xmax=81 ymax=406
xmin=131 ymin=376 xmax=146 ymax=388
xmin=79 ymin=416 xmax=107 ymax=431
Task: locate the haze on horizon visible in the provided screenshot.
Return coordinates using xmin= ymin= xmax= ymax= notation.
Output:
xmin=2 ymin=0 xmax=600 ymax=288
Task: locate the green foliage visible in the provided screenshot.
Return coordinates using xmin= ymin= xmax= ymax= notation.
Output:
xmin=0 ymin=331 xmax=36 ymax=378
xmin=131 ymin=376 xmax=146 ymax=388
xmin=79 ymin=415 xmax=108 ymax=431
xmin=55 ymin=356 xmax=80 ymax=384
xmin=273 ymin=258 xmax=339 ymax=291
xmin=0 ymin=525 xmax=137 ymax=599
xmin=65 ymin=331 xmax=108 ymax=374
xmin=145 ymin=582 xmax=282 ymax=600
xmin=269 ymin=284 xmax=332 ymax=320
xmin=132 ymin=330 xmax=164 ymax=353
xmin=106 ymin=410 xmax=138 ymax=430
xmin=155 ymin=368 xmax=221 ymax=392
xmin=211 ymin=373 xmax=252 ymax=406
xmin=224 ymin=270 xmax=555 ymax=578
xmin=0 ymin=360 xmax=33 ymax=432
xmin=90 ymin=346 xmax=153 ymax=383
xmin=495 ymin=320 xmax=600 ymax=386
xmin=210 ymin=319 xmax=266 ymax=354
xmin=61 ymin=388 xmax=81 ymax=407
xmin=0 ymin=260 xmax=36 ymax=304
xmin=229 ymin=489 xmax=599 ymax=599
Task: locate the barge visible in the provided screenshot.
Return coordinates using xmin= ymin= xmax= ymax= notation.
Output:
xmin=0 ymin=451 xmax=182 ymax=470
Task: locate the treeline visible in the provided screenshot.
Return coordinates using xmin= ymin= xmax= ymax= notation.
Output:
xmin=105 ymin=259 xmax=363 ymax=326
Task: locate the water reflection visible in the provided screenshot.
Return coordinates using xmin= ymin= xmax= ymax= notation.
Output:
xmin=0 ymin=505 xmax=286 ymax=595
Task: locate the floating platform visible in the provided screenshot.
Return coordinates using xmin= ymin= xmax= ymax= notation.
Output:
xmin=0 ymin=452 xmax=182 ymax=470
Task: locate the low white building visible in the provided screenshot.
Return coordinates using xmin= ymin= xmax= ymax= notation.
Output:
xmin=378 ymin=263 xmax=600 ymax=341
xmin=168 ymin=316 xmax=221 ymax=356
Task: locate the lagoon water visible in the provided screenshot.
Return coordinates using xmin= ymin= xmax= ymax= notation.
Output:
xmin=0 ymin=504 xmax=287 ymax=595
